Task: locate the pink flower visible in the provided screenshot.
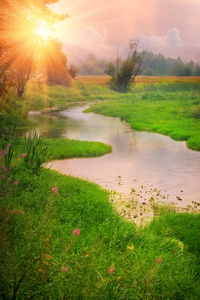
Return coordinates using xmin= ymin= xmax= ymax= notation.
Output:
xmin=14 ymin=181 xmax=18 ymax=186
xmin=51 ymin=187 xmax=58 ymax=194
xmin=2 ymin=149 xmax=7 ymax=157
xmin=108 ymin=267 xmax=115 ymax=274
xmin=0 ymin=193 xmax=4 ymax=197
xmin=61 ymin=266 xmax=68 ymax=272
xmin=7 ymin=144 xmax=11 ymax=148
xmin=72 ymin=229 xmax=80 ymax=236
xmin=156 ymin=258 xmax=162 ymax=264
xmin=19 ymin=211 xmax=24 ymax=214
xmin=21 ymin=153 xmax=26 ymax=158
xmin=4 ymin=168 xmax=8 ymax=172
xmin=7 ymin=177 xmax=11 ymax=182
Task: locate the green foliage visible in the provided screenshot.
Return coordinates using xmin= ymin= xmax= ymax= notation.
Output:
xmin=22 ymin=131 xmax=49 ymax=175
xmin=0 ymin=127 xmax=19 ymax=169
xmin=106 ymin=40 xmax=144 ymax=92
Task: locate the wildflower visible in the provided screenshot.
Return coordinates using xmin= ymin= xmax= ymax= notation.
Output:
xmin=21 ymin=153 xmax=26 ymax=158
xmin=72 ymin=228 xmax=80 ymax=236
xmin=0 ymin=193 xmax=4 ymax=197
xmin=156 ymin=258 xmax=162 ymax=264
xmin=7 ymin=144 xmax=11 ymax=148
xmin=108 ymin=267 xmax=115 ymax=274
xmin=19 ymin=211 xmax=24 ymax=214
xmin=14 ymin=181 xmax=18 ymax=186
xmin=7 ymin=178 xmax=11 ymax=182
xmin=4 ymin=168 xmax=8 ymax=172
xmin=51 ymin=187 xmax=58 ymax=194
xmin=61 ymin=266 xmax=68 ymax=272
xmin=2 ymin=149 xmax=7 ymax=157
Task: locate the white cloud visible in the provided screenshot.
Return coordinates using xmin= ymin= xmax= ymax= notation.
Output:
xmin=138 ymin=28 xmax=183 ymax=59
xmin=167 ymin=28 xmax=182 ymax=46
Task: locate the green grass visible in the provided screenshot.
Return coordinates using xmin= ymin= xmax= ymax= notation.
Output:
xmin=15 ymin=138 xmax=112 ymax=160
xmin=1 ymin=76 xmax=200 ymax=298
xmin=1 ymin=161 xmax=200 ymax=299
xmin=86 ymin=81 xmax=200 ymax=151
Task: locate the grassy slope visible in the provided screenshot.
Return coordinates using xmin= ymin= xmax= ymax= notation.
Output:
xmin=1 ymin=162 xmax=200 ymax=299
xmin=1 ymin=76 xmax=200 ymax=298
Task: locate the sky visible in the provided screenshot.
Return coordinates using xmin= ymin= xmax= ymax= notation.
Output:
xmin=51 ymin=0 xmax=200 ymax=65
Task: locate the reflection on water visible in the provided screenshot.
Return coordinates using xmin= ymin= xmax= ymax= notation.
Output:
xmin=29 ymin=105 xmax=200 ymax=207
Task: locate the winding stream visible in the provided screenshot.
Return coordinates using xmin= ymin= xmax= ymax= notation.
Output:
xmin=29 ymin=104 xmax=200 ymax=208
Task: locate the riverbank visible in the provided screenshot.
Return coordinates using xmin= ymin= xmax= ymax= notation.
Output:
xmin=1 ymin=76 xmax=200 ymax=298
xmin=85 ymin=78 xmax=200 ymax=151
xmin=1 ymin=153 xmax=200 ymax=299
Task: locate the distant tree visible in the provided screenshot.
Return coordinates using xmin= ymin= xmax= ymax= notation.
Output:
xmin=105 ymin=39 xmax=144 ymax=92
xmin=195 ymin=63 xmax=200 ymax=76
xmin=78 ymin=53 xmax=109 ymax=75
xmin=68 ymin=64 xmax=78 ymax=78
xmin=182 ymin=63 xmax=194 ymax=76
xmin=168 ymin=58 xmax=185 ymax=76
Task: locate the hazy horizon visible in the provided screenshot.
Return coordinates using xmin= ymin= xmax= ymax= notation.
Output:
xmin=51 ymin=0 xmax=200 ymax=66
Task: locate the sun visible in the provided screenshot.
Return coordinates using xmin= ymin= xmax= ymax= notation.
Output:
xmin=35 ymin=23 xmax=52 ymax=41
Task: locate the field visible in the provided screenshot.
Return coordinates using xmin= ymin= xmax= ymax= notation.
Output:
xmin=0 ymin=76 xmax=200 ymax=299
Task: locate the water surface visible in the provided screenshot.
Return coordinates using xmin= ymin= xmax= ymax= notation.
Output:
xmin=29 ymin=105 xmax=200 ymax=207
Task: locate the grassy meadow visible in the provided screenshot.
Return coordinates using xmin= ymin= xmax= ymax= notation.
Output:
xmin=0 ymin=76 xmax=200 ymax=299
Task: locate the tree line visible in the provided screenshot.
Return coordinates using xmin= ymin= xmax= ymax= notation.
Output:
xmin=78 ymin=51 xmax=200 ymax=77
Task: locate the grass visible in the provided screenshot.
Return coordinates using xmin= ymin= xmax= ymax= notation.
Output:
xmin=0 ymin=76 xmax=200 ymax=298
xmin=1 ymin=158 xmax=200 ymax=299
xmin=16 ymin=137 xmax=112 ymax=160
xmin=85 ymin=78 xmax=200 ymax=151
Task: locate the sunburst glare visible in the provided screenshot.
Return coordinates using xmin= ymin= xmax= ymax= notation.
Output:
xmin=35 ymin=22 xmax=53 ymax=41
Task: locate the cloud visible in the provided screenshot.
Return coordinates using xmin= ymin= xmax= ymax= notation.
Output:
xmin=138 ymin=28 xmax=183 ymax=59
xmin=62 ymin=25 xmax=115 ymax=64
xmin=167 ymin=28 xmax=182 ymax=46
xmin=52 ymin=0 xmax=200 ymax=64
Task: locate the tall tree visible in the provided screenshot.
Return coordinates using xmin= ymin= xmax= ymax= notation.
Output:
xmin=0 ymin=0 xmax=70 ymax=97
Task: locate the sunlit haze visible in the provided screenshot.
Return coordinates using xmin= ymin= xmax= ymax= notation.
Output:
xmin=50 ymin=0 xmax=200 ymax=65
xmin=35 ymin=23 xmax=53 ymax=41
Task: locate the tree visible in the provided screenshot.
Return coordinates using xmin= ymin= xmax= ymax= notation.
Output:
xmin=78 ymin=53 xmax=108 ymax=75
xmin=68 ymin=64 xmax=78 ymax=78
xmin=0 ymin=0 xmax=70 ymax=97
xmin=105 ymin=39 xmax=144 ymax=92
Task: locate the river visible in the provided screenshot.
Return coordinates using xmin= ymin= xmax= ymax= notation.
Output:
xmin=29 ymin=104 xmax=200 ymax=208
